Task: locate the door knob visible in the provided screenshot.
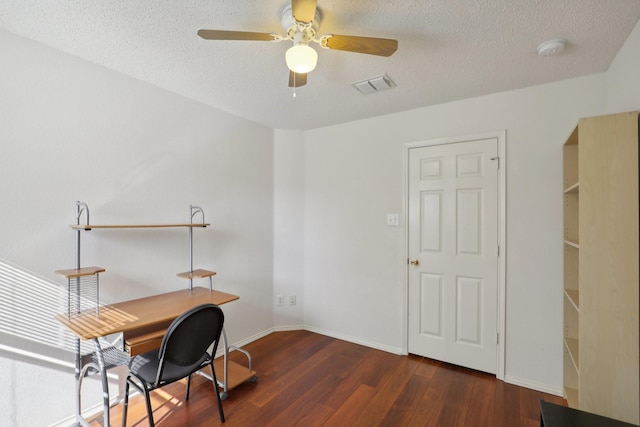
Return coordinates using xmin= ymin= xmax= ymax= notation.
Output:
xmin=409 ymin=259 xmax=419 ymax=266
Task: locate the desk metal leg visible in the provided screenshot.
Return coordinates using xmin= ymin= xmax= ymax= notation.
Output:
xmin=93 ymin=338 xmax=111 ymax=427
xmin=195 ymin=328 xmax=231 ymax=399
xmin=73 ymin=338 xmax=102 ymax=427
xmin=74 ymin=337 xmax=84 ymax=426
xmin=213 ymin=327 xmax=256 ymax=400
xmin=198 ymin=327 xmax=256 ymax=400
xmin=72 ymin=338 xmax=127 ymax=427
xmin=220 ymin=328 xmax=230 ymax=399
xmin=73 ymin=340 xmax=110 ymax=426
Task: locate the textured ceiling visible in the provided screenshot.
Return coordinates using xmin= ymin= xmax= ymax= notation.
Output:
xmin=1 ymin=1 xmax=639 ymax=130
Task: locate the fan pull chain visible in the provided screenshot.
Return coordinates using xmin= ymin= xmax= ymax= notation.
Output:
xmin=293 ymin=73 xmax=297 ymax=98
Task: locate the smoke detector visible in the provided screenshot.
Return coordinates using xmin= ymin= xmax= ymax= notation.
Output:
xmin=537 ymin=39 xmax=566 ymax=56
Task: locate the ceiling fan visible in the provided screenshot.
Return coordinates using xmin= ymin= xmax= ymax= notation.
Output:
xmin=197 ymin=0 xmax=398 ymax=88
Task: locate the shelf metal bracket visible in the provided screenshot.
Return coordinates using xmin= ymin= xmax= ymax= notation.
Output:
xmin=188 ymin=205 xmax=205 ymax=290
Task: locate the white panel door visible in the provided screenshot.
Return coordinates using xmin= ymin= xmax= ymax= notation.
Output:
xmin=408 ymin=138 xmax=499 ymax=374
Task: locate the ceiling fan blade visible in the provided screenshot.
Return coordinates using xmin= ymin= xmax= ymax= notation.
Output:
xmin=291 ymin=0 xmax=317 ymax=23
xmin=289 ymin=71 xmax=307 ymax=87
xmin=324 ymin=34 xmax=398 ymax=57
xmin=197 ymin=29 xmax=276 ymax=41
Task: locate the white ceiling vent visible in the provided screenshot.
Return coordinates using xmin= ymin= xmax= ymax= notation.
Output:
xmin=352 ymin=74 xmax=396 ymax=95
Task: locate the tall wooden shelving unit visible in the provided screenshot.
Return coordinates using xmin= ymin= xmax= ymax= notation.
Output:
xmin=562 ymin=126 xmax=580 ymax=408
xmin=562 ymin=111 xmax=639 ymax=425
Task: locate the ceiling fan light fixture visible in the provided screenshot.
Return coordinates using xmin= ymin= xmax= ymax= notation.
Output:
xmin=286 ymin=43 xmax=318 ymax=73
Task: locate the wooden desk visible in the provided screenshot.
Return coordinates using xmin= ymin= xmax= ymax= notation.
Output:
xmin=56 ymin=287 xmax=242 ymax=427
xmin=540 ymin=400 xmax=639 ymax=427
xmin=57 ymin=286 xmax=238 ymax=342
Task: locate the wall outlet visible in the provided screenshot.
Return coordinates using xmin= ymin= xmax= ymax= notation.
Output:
xmin=276 ymin=295 xmax=284 ymax=306
xmin=289 ymin=295 xmax=296 ymax=305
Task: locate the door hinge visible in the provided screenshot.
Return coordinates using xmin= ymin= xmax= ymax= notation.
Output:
xmin=497 ymin=245 xmax=500 ymax=256
xmin=490 ymin=156 xmax=500 ymax=169
xmin=497 ymin=332 xmax=500 ymax=345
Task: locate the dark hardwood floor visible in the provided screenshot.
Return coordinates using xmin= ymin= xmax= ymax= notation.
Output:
xmin=93 ymin=330 xmax=565 ymax=426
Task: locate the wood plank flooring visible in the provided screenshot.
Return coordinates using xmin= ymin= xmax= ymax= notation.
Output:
xmin=93 ymin=330 xmax=565 ymax=426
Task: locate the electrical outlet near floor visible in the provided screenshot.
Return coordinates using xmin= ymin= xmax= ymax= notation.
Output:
xmin=276 ymin=295 xmax=284 ymax=306
xmin=289 ymin=295 xmax=296 ymax=305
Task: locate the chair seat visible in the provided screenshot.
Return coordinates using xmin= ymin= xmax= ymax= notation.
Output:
xmin=130 ymin=349 xmax=210 ymax=386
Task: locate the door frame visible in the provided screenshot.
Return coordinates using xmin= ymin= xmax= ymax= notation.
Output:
xmin=402 ymin=130 xmax=506 ymax=380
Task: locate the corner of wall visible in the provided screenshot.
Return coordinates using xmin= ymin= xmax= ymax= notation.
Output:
xmin=272 ymin=130 xmax=306 ymax=327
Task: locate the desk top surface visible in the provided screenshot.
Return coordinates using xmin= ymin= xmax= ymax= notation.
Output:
xmin=56 ymin=286 xmax=239 ymax=340
xmin=539 ymin=400 xmax=639 ymax=427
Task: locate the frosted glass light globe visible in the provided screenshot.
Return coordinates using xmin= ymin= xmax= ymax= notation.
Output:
xmin=285 ymin=44 xmax=318 ymax=73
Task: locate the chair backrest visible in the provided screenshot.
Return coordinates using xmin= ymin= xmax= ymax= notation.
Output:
xmin=158 ymin=303 xmax=224 ymax=372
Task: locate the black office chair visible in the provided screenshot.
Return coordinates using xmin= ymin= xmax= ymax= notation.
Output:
xmin=122 ymin=303 xmax=225 ymax=426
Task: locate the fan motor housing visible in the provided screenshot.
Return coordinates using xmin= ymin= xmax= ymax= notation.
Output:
xmin=281 ymin=3 xmax=321 ymax=37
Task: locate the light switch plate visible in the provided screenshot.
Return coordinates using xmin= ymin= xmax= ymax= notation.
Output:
xmin=386 ymin=213 xmax=400 ymax=226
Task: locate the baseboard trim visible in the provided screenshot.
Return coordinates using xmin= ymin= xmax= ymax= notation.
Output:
xmin=214 ymin=327 xmax=275 ymax=359
xmin=273 ymin=324 xmax=305 ymax=332
xmin=274 ymin=324 xmax=404 ymax=355
xmin=504 ymin=374 xmax=564 ymax=396
xmin=303 ymin=325 xmax=403 ymax=355
xmin=231 ymin=328 xmax=275 ymax=349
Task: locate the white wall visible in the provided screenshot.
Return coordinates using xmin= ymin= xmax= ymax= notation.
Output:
xmin=300 ymin=74 xmax=606 ymax=392
xmin=606 ymin=19 xmax=640 ymax=113
xmin=0 ymin=30 xmax=274 ymax=425
xmin=273 ymin=129 xmax=305 ymax=327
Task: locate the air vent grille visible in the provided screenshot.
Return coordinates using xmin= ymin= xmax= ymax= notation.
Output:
xmin=352 ymin=74 xmax=396 ymax=95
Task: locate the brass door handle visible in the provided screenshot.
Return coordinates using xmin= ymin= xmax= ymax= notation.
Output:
xmin=409 ymin=259 xmax=419 ymax=266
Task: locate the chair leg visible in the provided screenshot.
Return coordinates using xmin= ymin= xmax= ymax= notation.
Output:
xmin=186 ymin=374 xmax=191 ymax=401
xmin=210 ymin=362 xmax=225 ymax=423
xmin=125 ymin=374 xmax=156 ymax=427
xmin=122 ymin=379 xmax=130 ymax=427
xmin=142 ymin=385 xmax=155 ymax=427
